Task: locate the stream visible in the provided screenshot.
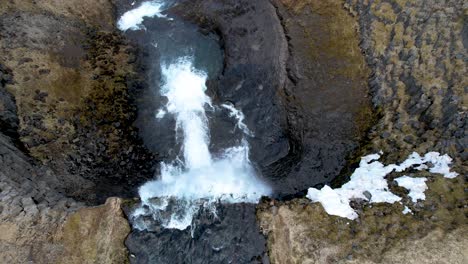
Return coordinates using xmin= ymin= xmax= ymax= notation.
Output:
xmin=117 ymin=1 xmax=272 ymax=263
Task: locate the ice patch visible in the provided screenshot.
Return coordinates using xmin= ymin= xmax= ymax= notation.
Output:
xmin=117 ymin=1 xmax=168 ymax=31
xmin=395 ymin=176 xmax=428 ymax=203
xmin=307 ymin=152 xmax=458 ymax=220
xmin=424 ymin=152 xmax=458 ymax=178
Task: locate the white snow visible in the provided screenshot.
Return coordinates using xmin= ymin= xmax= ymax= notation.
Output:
xmin=307 ymin=186 xmax=359 ymax=219
xmin=395 ymin=176 xmax=428 ymax=203
xmin=117 ymin=1 xmax=168 ymax=31
xmin=307 ymin=152 xmax=401 ymax=220
xmin=402 ymin=206 xmax=412 ymax=214
xmin=306 ymin=151 xmax=458 ymax=220
xmin=424 ymin=152 xmax=459 ymax=178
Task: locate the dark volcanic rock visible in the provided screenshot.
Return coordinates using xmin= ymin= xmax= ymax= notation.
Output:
xmin=171 ymin=0 xmax=373 ymax=196
xmin=0 ymin=65 xmax=20 ymax=140
xmin=172 ymin=0 xmax=290 ymax=173
xmin=125 ymin=203 xmax=269 ymax=264
xmin=0 ymin=3 xmax=157 ymax=204
xmin=345 ymin=0 xmax=467 ymax=168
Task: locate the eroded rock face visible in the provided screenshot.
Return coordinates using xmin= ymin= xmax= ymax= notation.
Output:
xmin=0 ymin=0 xmax=156 ymax=204
xmin=257 ymin=195 xmax=467 ymax=264
xmin=0 ymin=66 xmax=19 ymax=140
xmin=0 ymin=133 xmax=80 ymax=263
xmin=0 ymin=0 xmax=147 ymax=263
xmin=172 ymin=0 xmax=373 ymax=197
xmin=0 ymin=132 xmax=130 ymax=263
xmin=345 ymin=0 xmax=467 ymax=166
xmin=59 ymin=198 xmax=131 ymax=264
xmin=257 ymin=0 xmax=468 ymax=263
xmin=269 ymin=0 xmax=374 ymax=194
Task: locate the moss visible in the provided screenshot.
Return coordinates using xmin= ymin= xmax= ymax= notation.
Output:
xmin=300 ymin=0 xmax=370 ymax=80
xmin=371 ymin=20 xmax=392 ymax=56
xmin=393 ymin=0 xmax=409 ymax=8
xmin=61 ymin=199 xmax=131 ymax=264
xmin=121 ymin=198 xmax=141 ymax=213
xmin=372 ymin=1 xmax=397 ymax=22
xmin=260 ymin=168 xmax=467 ymax=263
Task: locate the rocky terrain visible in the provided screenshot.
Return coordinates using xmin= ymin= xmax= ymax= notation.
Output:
xmin=0 ymin=0 xmax=466 ymax=263
xmin=257 ymin=0 xmax=467 ymax=263
xmin=172 ymin=0 xmax=374 ymax=197
xmin=0 ymin=0 xmax=156 ymax=204
xmin=0 ymin=0 xmax=145 ymax=262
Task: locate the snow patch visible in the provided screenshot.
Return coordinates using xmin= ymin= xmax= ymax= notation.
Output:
xmin=306 ymin=152 xmax=458 ymax=220
xmin=155 ymin=109 xmax=166 ymax=119
xmin=402 ymin=206 xmax=412 ymax=215
xmin=395 ymin=176 xmax=428 ymax=203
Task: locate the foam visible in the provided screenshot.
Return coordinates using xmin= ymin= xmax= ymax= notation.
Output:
xmin=133 ymin=58 xmax=271 ymax=230
xmin=117 ymin=1 xmax=168 ymax=31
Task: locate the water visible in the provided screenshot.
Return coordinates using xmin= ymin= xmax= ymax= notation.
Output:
xmin=118 ymin=1 xmax=272 ymax=230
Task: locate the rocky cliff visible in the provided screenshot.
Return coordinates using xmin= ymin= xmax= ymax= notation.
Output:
xmin=257 ymin=0 xmax=467 ymax=263
xmin=0 ymin=0 xmax=156 ymax=204
xmin=0 ymin=0 xmax=140 ymax=262
xmin=0 ymin=0 xmax=466 ymax=263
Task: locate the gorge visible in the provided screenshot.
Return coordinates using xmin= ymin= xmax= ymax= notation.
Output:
xmin=0 ymin=0 xmax=466 ymax=263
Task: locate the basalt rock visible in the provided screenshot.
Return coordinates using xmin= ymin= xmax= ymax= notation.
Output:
xmin=0 ymin=132 xmax=81 ymax=263
xmin=0 ymin=0 xmax=152 ymax=262
xmin=59 ymin=197 xmax=131 ymax=264
xmin=344 ymin=0 xmax=467 ymax=167
xmin=0 ymin=65 xmax=20 ymax=141
xmin=125 ymin=203 xmax=269 ymax=264
xmin=0 ymin=0 xmax=156 ymax=204
xmin=0 ymin=131 xmax=130 ymax=263
xmin=257 ymin=191 xmax=467 ymax=264
xmin=257 ymin=0 xmax=468 ymax=263
xmin=171 ymin=0 xmax=374 ymax=196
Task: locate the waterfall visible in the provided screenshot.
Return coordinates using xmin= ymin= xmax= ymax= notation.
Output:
xmin=117 ymin=3 xmax=271 ymax=230
xmin=134 ymin=57 xmax=271 ymax=230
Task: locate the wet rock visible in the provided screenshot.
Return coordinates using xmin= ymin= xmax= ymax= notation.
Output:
xmin=172 ymin=0 xmax=373 ymax=197
xmin=125 ymin=203 xmax=269 ymax=264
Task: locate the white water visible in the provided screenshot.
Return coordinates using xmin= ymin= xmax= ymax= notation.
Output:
xmin=222 ymin=103 xmax=254 ymax=137
xmin=117 ymin=1 xmax=169 ymax=31
xmin=132 ymin=58 xmax=271 ymax=230
xmin=118 ymin=1 xmax=270 ymax=231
